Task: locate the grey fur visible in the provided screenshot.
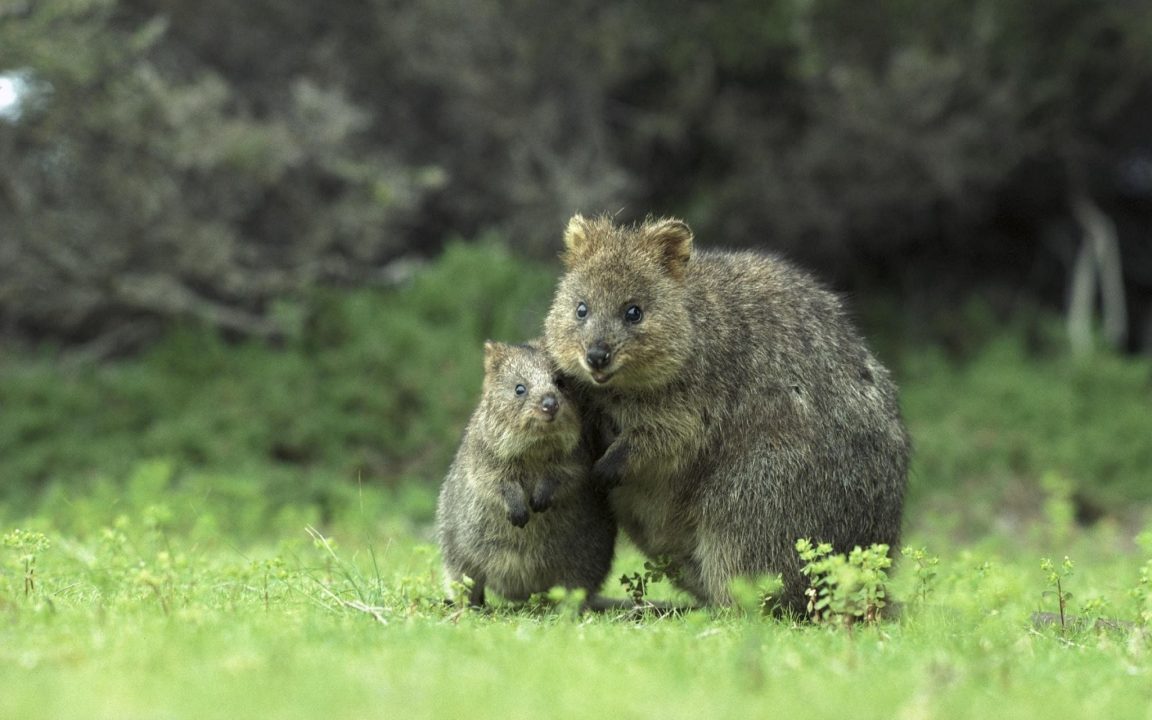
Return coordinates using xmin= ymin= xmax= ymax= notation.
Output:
xmin=543 ymin=215 xmax=909 ymax=611
xmin=436 ymin=341 xmax=616 ymax=606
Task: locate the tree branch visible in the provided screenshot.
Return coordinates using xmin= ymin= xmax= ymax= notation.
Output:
xmin=1067 ymin=190 xmax=1127 ymax=355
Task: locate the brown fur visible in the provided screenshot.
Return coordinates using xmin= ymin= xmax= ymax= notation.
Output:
xmin=543 ymin=215 xmax=909 ymax=611
xmin=436 ymin=340 xmax=616 ymax=606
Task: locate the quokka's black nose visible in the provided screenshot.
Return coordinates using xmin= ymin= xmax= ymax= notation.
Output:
xmin=540 ymin=394 xmax=559 ymax=416
xmin=586 ymin=342 xmax=611 ymax=370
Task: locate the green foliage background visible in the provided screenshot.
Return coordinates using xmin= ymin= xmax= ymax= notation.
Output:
xmin=3 ymin=243 xmax=1150 ymax=514
xmin=3 ymin=3 xmax=1152 ymax=716
xmin=3 ymin=0 xmax=1152 ymax=349
xmin=0 ymin=243 xmax=552 ymax=506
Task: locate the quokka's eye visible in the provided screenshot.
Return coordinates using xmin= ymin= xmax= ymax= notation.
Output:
xmin=576 ymin=301 xmax=589 ymax=319
xmin=624 ymin=304 xmax=644 ymax=324
xmin=515 ymin=384 xmax=527 ymax=396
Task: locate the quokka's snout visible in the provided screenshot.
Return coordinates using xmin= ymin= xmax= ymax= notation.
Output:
xmin=585 ymin=341 xmax=612 ymax=371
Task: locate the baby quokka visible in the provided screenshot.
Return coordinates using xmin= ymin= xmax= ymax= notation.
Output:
xmin=436 ymin=340 xmax=614 ymax=607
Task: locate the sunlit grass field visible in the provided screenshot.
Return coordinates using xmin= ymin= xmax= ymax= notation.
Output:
xmin=3 ymin=477 xmax=1151 ymax=720
xmin=3 ymin=244 xmax=1151 ymax=719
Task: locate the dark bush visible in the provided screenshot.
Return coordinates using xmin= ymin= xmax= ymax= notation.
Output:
xmin=0 ymin=0 xmax=431 ymax=352
xmin=2 ymin=0 xmax=1152 ymax=350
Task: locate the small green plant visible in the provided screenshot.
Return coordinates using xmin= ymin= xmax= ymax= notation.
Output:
xmin=1078 ymin=595 xmax=1111 ymax=626
xmin=729 ymin=574 xmax=785 ymax=616
xmin=619 ymin=556 xmax=679 ymax=607
xmin=1041 ymin=556 xmax=1075 ymax=633
xmin=797 ymin=539 xmax=892 ymax=626
xmin=447 ymin=574 xmax=478 ymax=608
xmin=1132 ymin=567 xmax=1152 ymax=626
xmin=902 ymin=545 xmax=940 ymax=604
xmin=3 ymin=529 xmax=51 ymax=596
xmin=1130 ymin=531 xmax=1152 ymax=626
xmin=253 ymin=556 xmax=290 ymax=610
xmin=135 ymin=551 xmax=180 ymax=616
xmin=546 ymin=586 xmax=589 ymax=620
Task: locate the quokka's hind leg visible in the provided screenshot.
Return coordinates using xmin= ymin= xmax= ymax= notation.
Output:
xmin=468 ymin=580 xmax=486 ymax=608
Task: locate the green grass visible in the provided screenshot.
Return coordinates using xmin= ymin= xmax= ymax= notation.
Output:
xmin=3 ymin=477 xmax=1152 ymax=720
xmin=3 ymin=241 xmax=1152 ymax=718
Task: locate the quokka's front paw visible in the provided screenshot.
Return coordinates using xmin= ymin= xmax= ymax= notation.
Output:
xmin=592 ymin=448 xmax=628 ymax=490
xmin=528 ymin=494 xmax=551 ymax=513
xmin=529 ymin=481 xmax=556 ymax=513
xmin=507 ymin=507 xmax=531 ymax=528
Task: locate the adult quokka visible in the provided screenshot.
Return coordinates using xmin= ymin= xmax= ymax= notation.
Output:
xmin=543 ymin=215 xmax=909 ymax=612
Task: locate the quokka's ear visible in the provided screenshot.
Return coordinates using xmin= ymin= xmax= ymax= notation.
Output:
xmin=643 ymin=218 xmax=693 ymax=279
xmin=483 ymin=340 xmax=510 ymax=376
xmin=560 ymin=214 xmax=602 ymax=267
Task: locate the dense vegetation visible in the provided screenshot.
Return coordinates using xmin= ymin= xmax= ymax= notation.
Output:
xmin=3 ymin=244 xmax=1150 ymax=512
xmin=3 ymin=245 xmax=1152 ymax=718
xmin=3 ymin=0 xmax=1152 ymax=351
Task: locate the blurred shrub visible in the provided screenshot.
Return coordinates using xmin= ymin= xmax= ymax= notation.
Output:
xmin=360 ymin=0 xmax=637 ymax=251
xmin=0 ymin=0 xmax=433 ymax=351
xmin=2 ymin=242 xmax=1150 ymax=522
xmin=0 ymin=242 xmax=555 ymax=507
xmin=904 ymin=331 xmax=1152 ymax=505
xmin=618 ymin=1 xmax=1152 ymax=289
xmin=3 ymin=0 xmax=1152 ymax=351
